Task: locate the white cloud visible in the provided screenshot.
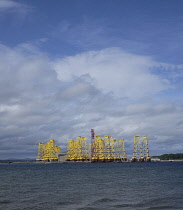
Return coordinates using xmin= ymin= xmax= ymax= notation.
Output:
xmin=0 ymin=0 xmax=30 ymax=18
xmin=0 ymin=104 xmax=20 ymax=112
xmin=54 ymin=48 xmax=170 ymax=98
xmin=0 ymin=44 xmax=182 ymax=159
xmin=0 ymin=0 xmax=20 ymax=9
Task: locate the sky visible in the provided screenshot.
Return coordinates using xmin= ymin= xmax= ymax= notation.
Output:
xmin=0 ymin=0 xmax=183 ymax=159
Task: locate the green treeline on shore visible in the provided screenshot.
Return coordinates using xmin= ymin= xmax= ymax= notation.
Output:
xmin=153 ymin=153 xmax=183 ymax=160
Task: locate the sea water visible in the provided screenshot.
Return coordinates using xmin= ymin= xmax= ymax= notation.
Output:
xmin=0 ymin=162 xmax=183 ymax=210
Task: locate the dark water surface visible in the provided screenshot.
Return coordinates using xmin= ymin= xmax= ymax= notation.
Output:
xmin=0 ymin=162 xmax=183 ymax=210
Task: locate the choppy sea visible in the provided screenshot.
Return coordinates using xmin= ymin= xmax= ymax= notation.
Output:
xmin=0 ymin=162 xmax=183 ymax=210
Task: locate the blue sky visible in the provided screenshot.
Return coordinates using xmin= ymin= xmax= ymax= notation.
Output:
xmin=1 ymin=0 xmax=183 ymax=63
xmin=0 ymin=0 xmax=183 ymax=159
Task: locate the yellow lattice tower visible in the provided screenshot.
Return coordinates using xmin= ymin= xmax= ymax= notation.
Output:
xmin=117 ymin=139 xmax=127 ymax=161
xmin=111 ymin=139 xmax=117 ymax=161
xmin=92 ymin=135 xmax=101 ymax=162
xmin=66 ymin=140 xmax=75 ymax=161
xmin=115 ymin=140 xmax=121 ymax=160
xmin=104 ymin=136 xmax=113 ymax=161
xmin=69 ymin=136 xmax=88 ymax=161
xmin=49 ymin=139 xmax=58 ymax=160
xmin=38 ymin=139 xmax=60 ymax=161
xmin=36 ymin=142 xmax=44 ymax=161
xmin=132 ymin=135 xmax=150 ymax=162
xmin=97 ymin=138 xmax=105 ymax=161
xmin=91 ymin=140 xmax=96 ymax=161
xmin=55 ymin=145 xmax=61 ymax=154
xmin=42 ymin=142 xmax=49 ymax=161
xmin=80 ymin=137 xmax=89 ymax=161
xmin=71 ymin=140 xmax=78 ymax=161
xmin=75 ymin=137 xmax=81 ymax=161
xmin=54 ymin=145 xmax=61 ymax=160
xmin=132 ymin=135 xmax=142 ymax=162
xmin=142 ymin=136 xmax=151 ymax=162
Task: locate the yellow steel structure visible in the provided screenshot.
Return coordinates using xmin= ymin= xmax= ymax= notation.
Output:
xmin=104 ymin=136 xmax=113 ymax=161
xmin=66 ymin=140 xmax=76 ymax=161
xmin=142 ymin=136 xmax=151 ymax=162
xmin=77 ymin=136 xmax=89 ymax=161
xmin=66 ymin=135 xmax=127 ymax=162
xmin=92 ymin=135 xmax=105 ymax=162
xmin=132 ymin=135 xmax=141 ymax=162
xmin=118 ymin=139 xmax=127 ymax=161
xmin=36 ymin=142 xmax=44 ymax=161
xmin=91 ymin=136 xmax=127 ymax=162
xmin=36 ymin=134 xmax=152 ymax=163
xmin=132 ymin=135 xmax=151 ymax=162
xmin=66 ymin=136 xmax=89 ymax=161
xmin=112 ymin=139 xmax=117 ymax=160
xmin=36 ymin=139 xmax=61 ymax=162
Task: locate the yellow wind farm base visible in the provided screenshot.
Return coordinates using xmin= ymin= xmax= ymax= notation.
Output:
xmin=36 ymin=130 xmax=151 ymax=163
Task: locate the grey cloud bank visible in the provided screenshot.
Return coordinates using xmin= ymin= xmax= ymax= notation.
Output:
xmin=0 ymin=45 xmax=182 ymax=159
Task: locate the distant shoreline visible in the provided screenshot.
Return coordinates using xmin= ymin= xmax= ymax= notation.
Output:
xmin=1 ymin=159 xmax=183 ymax=164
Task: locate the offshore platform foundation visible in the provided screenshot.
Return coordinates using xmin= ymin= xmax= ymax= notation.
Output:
xmin=65 ymin=129 xmax=127 ymax=163
xmin=131 ymin=135 xmax=151 ymax=162
xmin=36 ymin=139 xmax=61 ymax=162
xmin=36 ymin=130 xmax=151 ymax=163
xmin=66 ymin=136 xmax=90 ymax=162
xmin=90 ymin=134 xmax=127 ymax=163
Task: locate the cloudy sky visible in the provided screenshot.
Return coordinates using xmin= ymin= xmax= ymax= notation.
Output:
xmin=0 ymin=0 xmax=183 ymax=159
